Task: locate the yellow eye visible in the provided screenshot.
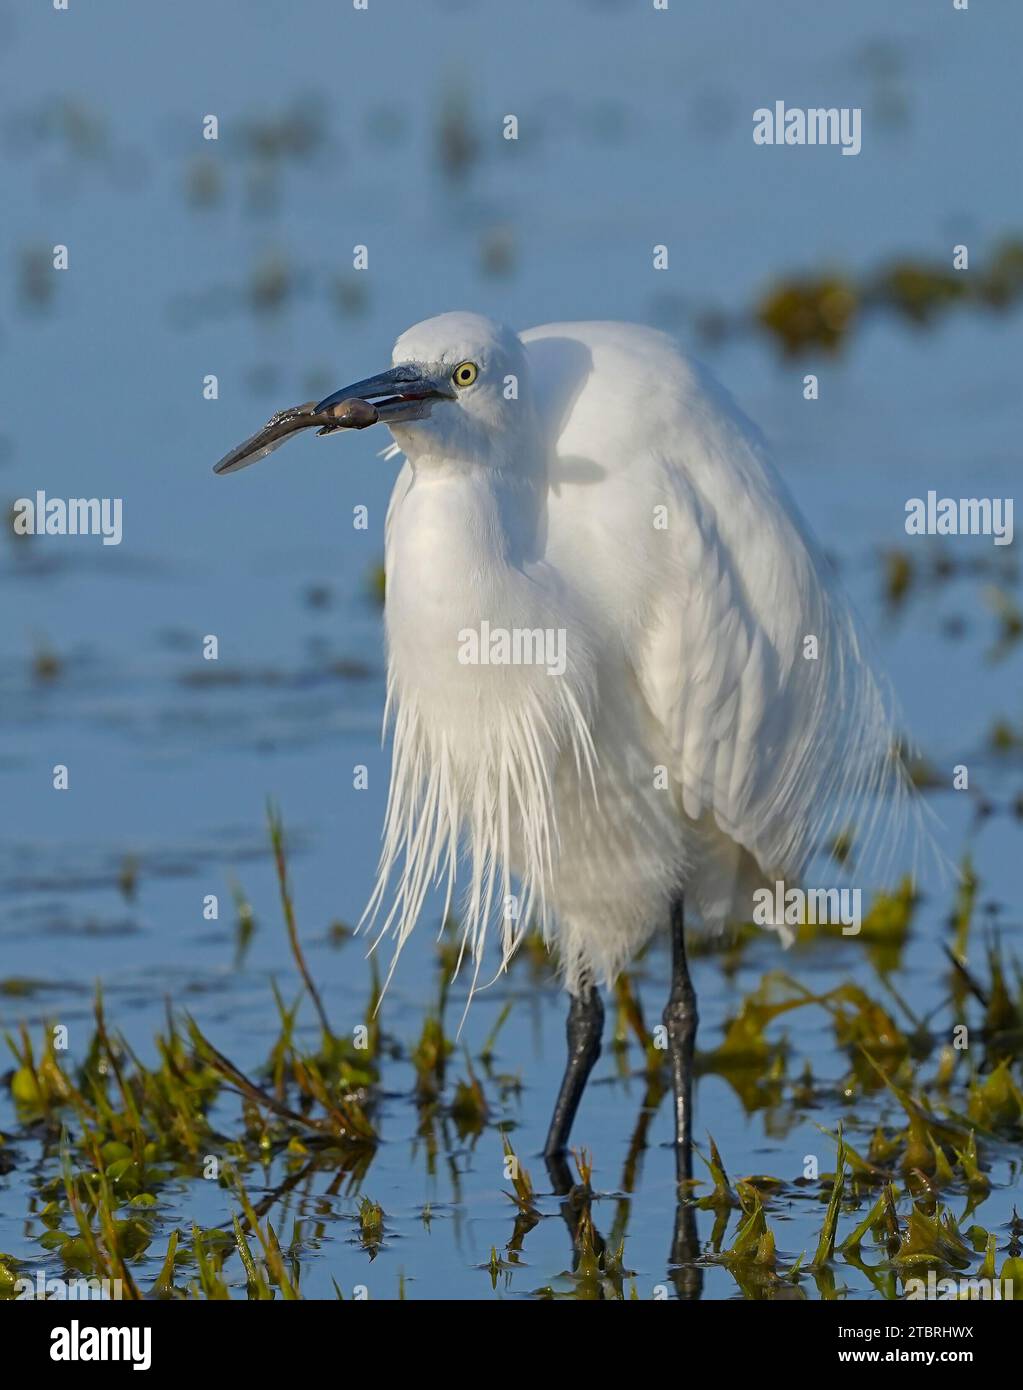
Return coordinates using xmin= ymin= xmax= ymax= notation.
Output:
xmin=452 ymin=360 xmax=479 ymax=388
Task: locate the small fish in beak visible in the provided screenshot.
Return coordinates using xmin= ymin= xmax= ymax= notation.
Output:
xmin=212 ymin=397 xmax=378 ymax=475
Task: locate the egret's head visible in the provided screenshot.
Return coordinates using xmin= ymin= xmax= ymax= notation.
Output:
xmin=315 ymin=312 xmax=531 ymax=468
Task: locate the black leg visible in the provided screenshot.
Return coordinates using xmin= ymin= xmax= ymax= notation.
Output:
xmin=664 ymin=896 xmax=698 ymax=1186
xmin=668 ymin=1200 xmax=703 ymax=1300
xmin=543 ymin=980 xmax=604 ymax=1159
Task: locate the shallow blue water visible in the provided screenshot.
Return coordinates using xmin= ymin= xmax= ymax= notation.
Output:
xmin=1 ymin=0 xmax=1021 ymax=1298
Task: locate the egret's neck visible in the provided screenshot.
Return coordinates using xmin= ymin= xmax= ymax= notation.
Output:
xmin=388 ymin=464 xmax=541 ymax=609
xmin=389 ymin=422 xmax=547 ymax=569
xmin=383 ymin=440 xmax=555 ymax=730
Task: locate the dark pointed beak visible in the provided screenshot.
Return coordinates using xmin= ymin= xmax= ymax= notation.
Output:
xmin=212 ymin=365 xmax=453 ymax=476
xmin=315 ymin=365 xmax=454 ymax=424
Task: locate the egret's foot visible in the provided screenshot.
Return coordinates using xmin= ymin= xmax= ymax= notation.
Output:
xmin=543 ymin=1149 xmax=575 ymax=1197
xmin=668 ymin=1201 xmax=704 ymax=1301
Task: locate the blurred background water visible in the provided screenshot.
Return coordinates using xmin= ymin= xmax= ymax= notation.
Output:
xmin=1 ymin=0 xmax=1021 ymax=1299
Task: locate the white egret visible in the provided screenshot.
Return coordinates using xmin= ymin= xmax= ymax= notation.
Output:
xmin=214 ymin=311 xmax=919 ymax=1179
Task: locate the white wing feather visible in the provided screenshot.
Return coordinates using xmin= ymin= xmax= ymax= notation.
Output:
xmin=529 ymin=321 xmax=917 ymax=915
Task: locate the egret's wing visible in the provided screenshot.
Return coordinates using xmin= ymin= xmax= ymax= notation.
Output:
xmin=639 ymin=459 xmax=876 ymax=876
xmin=528 ymin=321 xmax=913 ymax=891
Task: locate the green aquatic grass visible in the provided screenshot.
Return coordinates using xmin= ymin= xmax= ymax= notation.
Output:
xmin=3 ymin=822 xmax=1022 ymax=1300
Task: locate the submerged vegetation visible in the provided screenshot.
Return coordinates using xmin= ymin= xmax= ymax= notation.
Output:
xmin=2 ymin=816 xmax=1021 ymax=1300
xmin=744 ymin=240 xmax=1023 ymax=357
